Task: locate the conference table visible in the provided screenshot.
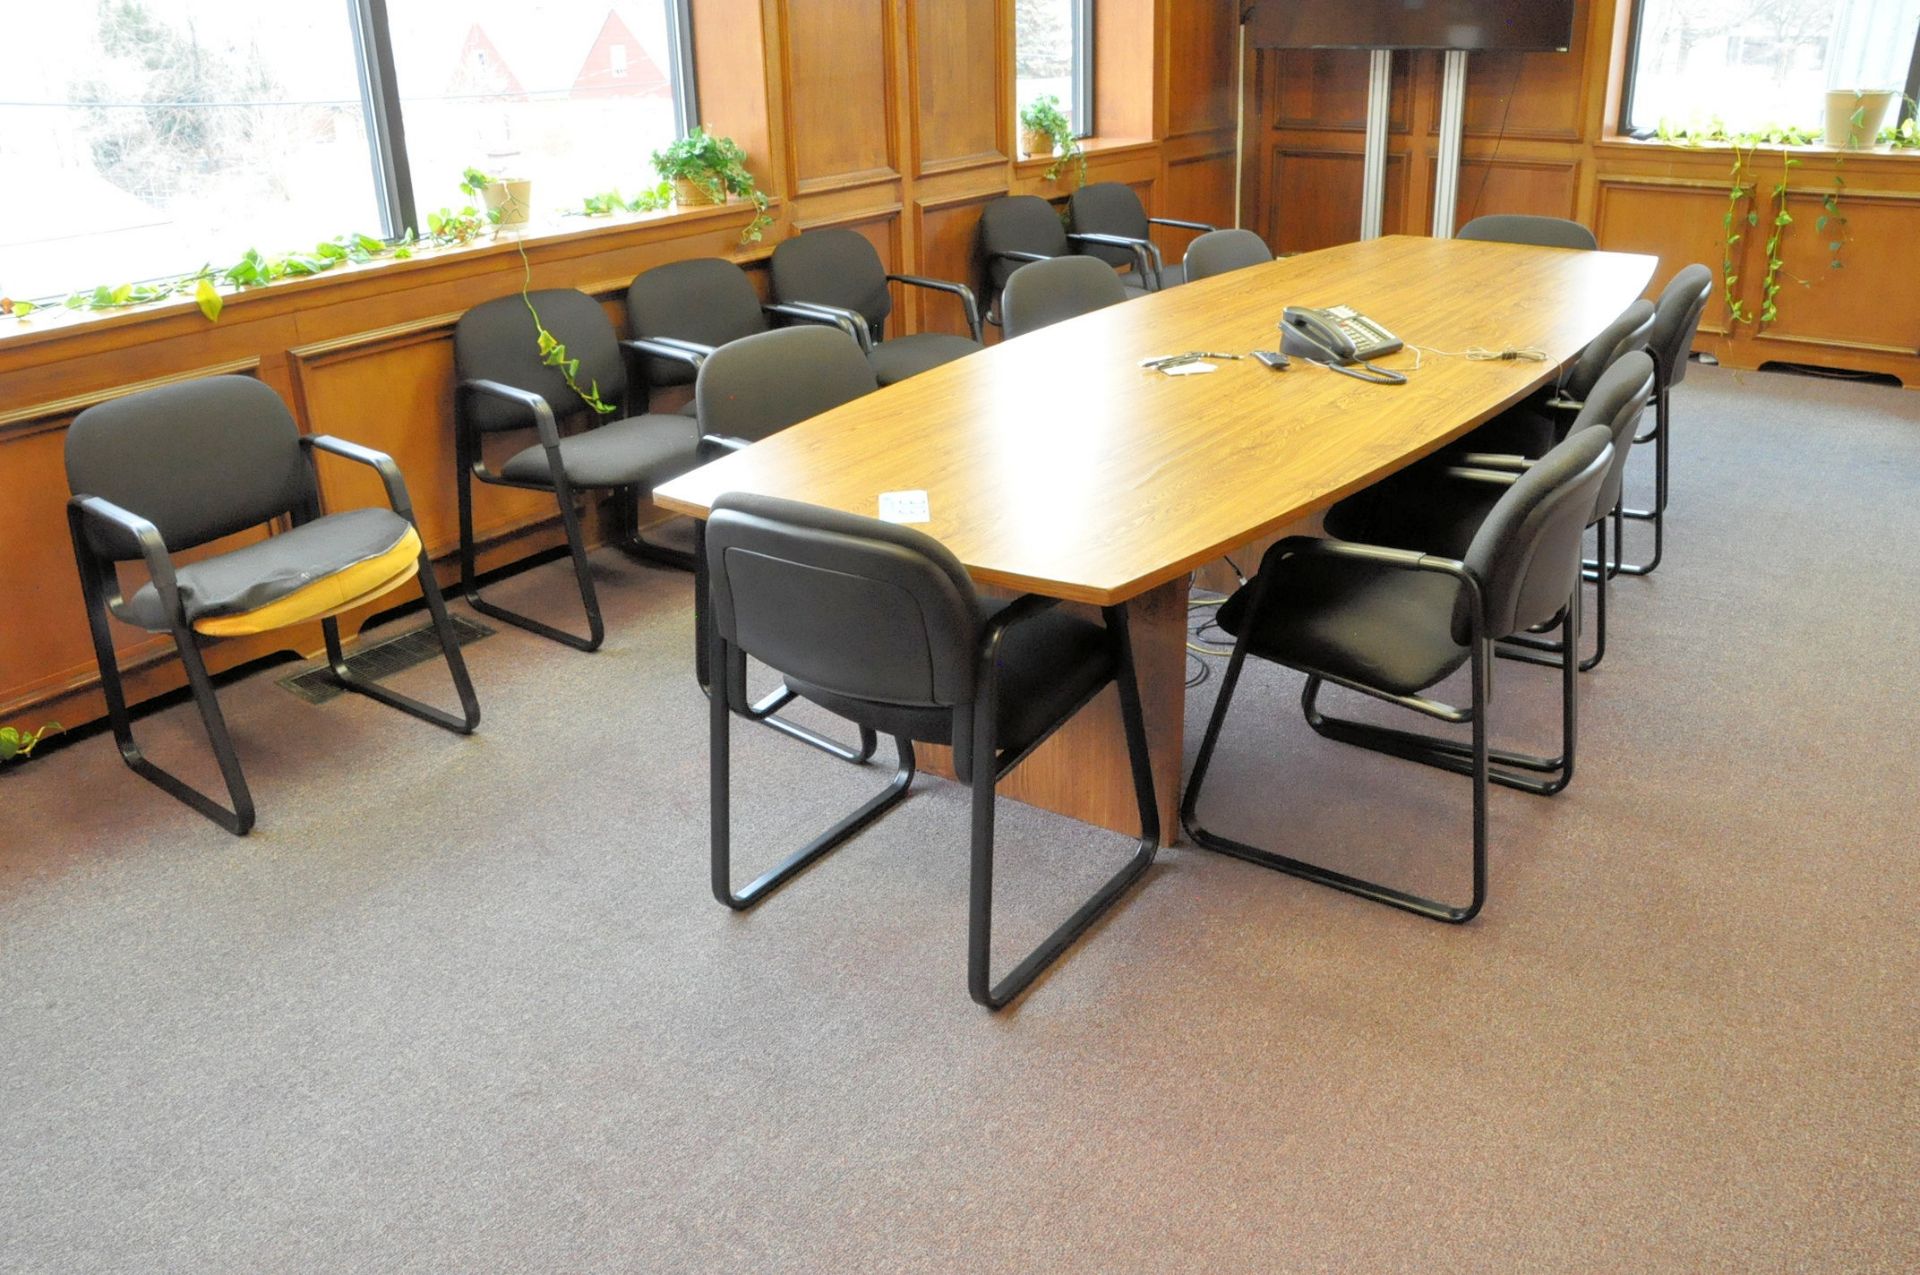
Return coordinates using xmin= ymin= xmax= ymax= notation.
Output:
xmin=654 ymin=234 xmax=1657 ymax=845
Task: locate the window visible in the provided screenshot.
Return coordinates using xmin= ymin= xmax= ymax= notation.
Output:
xmin=1016 ymin=0 xmax=1093 ymax=138
xmin=1622 ymin=0 xmax=1920 ymax=136
xmin=0 ymin=1 xmax=698 ymax=304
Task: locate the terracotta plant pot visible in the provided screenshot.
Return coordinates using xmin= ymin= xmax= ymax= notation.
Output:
xmin=1021 ymin=127 xmax=1056 ymax=160
xmin=1824 ymin=89 xmax=1898 ymax=149
xmin=672 ymin=177 xmax=722 ymax=206
xmin=481 ymin=178 xmax=533 ymax=227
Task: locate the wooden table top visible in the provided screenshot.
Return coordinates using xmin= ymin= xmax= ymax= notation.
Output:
xmin=653 ymin=234 xmax=1658 ymax=606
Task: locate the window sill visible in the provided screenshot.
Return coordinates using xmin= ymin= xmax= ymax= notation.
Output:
xmin=1598 ymin=134 xmax=1919 ymax=162
xmin=0 ymin=195 xmax=775 ymax=356
xmin=1013 ymin=135 xmax=1157 ymax=174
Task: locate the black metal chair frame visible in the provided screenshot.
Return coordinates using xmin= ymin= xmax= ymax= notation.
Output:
xmin=1180 ymin=537 xmax=1580 ymax=925
xmin=1615 ymin=378 xmax=1674 ymax=577
xmin=712 ymin=596 xmax=1160 ymax=1009
xmin=68 ymin=436 xmax=481 ymax=836
xmin=623 ymin=335 xmax=880 ymax=767
xmin=455 ymin=353 xmax=701 ymax=654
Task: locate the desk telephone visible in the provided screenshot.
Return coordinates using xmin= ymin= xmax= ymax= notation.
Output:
xmin=1281 ymin=305 xmax=1407 ymax=385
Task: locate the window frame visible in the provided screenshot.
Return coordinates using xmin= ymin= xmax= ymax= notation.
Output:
xmin=1617 ymin=0 xmax=1920 ymax=140
xmin=1017 ymin=0 xmax=1096 ymax=141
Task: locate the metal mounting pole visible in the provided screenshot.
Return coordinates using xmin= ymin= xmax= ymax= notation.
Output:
xmin=1359 ymin=49 xmax=1393 ymax=240
xmin=1431 ymin=49 xmax=1470 ymax=238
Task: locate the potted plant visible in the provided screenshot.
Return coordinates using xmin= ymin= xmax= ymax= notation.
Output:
xmin=1018 ymin=95 xmax=1087 ymax=186
xmin=651 ymin=128 xmax=773 ymax=242
xmin=460 ymin=166 xmax=533 ymax=229
xmin=1019 ymin=96 xmax=1065 ymax=160
xmin=1823 ymin=89 xmax=1899 ymax=149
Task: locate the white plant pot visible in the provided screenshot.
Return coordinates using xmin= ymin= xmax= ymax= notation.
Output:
xmin=483 ymin=178 xmax=534 ymax=227
xmin=1823 ymin=90 xmax=1898 ymax=149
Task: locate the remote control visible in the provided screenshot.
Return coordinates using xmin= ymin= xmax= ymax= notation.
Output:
xmin=1253 ymin=350 xmax=1290 ymax=370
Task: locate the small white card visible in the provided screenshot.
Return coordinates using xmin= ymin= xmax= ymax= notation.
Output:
xmin=1162 ymin=361 xmax=1218 ymax=376
xmin=878 ymin=489 xmax=930 ymax=524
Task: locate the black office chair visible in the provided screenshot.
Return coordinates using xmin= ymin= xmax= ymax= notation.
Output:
xmin=1327 ymin=353 xmax=1656 ymax=672
xmin=769 ymin=228 xmax=984 ymax=386
xmin=64 ymin=375 xmax=480 ymax=835
xmin=1182 ymin=228 xmax=1275 ymax=283
xmin=453 ymin=288 xmax=704 ymax=653
xmin=1617 ymin=263 xmax=1713 ymax=577
xmin=979 ymin=194 xmax=1150 ymax=325
xmin=623 ymin=257 xmax=864 ymax=419
xmin=1067 ymin=182 xmax=1217 ymax=291
xmin=1457 ymin=214 xmax=1598 ymax=251
xmin=691 ymin=325 xmax=883 ymax=763
xmin=1000 ymin=256 xmax=1129 ymax=338
xmin=1456 ymin=299 xmax=1655 ymax=458
xmin=1181 ymin=425 xmax=1614 ymax=923
xmin=705 ymin=492 xmax=1158 ymax=1009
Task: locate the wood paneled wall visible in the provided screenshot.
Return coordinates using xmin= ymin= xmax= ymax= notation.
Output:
xmin=1247 ymin=0 xmax=1920 ymax=386
xmin=0 ymin=0 xmax=1241 ymax=731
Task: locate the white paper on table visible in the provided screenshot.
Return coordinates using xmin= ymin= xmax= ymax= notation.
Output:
xmin=878 ymin=489 xmax=931 ymax=524
xmin=1161 ymin=361 xmax=1218 ymax=376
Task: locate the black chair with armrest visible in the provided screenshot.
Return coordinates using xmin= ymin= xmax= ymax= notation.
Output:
xmin=689 ymin=325 xmax=883 ymax=763
xmin=1616 ymin=263 xmax=1713 ymax=577
xmin=768 ymin=228 xmax=984 ymax=386
xmin=1182 ymin=228 xmax=1275 ymax=283
xmin=623 ymin=257 xmax=864 ymax=419
xmin=64 ymin=375 xmax=480 ymax=835
xmin=1457 ymin=214 xmax=1598 ymax=250
xmin=978 ymin=194 xmax=1152 ymax=326
xmin=1180 ymin=425 xmax=1614 ymax=923
xmin=1066 ymin=182 xmax=1218 ymax=291
xmin=1000 ymin=256 xmax=1129 ymax=338
xmin=1449 ymin=299 xmax=1654 ymax=460
xmin=1326 ymin=353 xmax=1657 ymax=673
xmin=706 ymin=492 xmax=1158 ymax=1008
xmin=453 ymin=288 xmax=704 ymax=653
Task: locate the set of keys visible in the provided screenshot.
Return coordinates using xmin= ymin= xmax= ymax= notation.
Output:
xmin=1138 ymin=350 xmax=1291 ymax=372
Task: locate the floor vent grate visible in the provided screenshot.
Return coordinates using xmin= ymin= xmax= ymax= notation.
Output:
xmin=278 ymin=615 xmax=494 ymax=705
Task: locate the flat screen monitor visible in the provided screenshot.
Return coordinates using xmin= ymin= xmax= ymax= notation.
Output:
xmin=1246 ymin=1 xmax=1576 ymax=53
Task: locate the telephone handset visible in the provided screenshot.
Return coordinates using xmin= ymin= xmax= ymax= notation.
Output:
xmin=1280 ymin=305 xmax=1407 ymax=385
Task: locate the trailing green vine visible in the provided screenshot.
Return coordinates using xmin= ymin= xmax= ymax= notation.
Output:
xmin=577 ymin=182 xmax=674 ymax=218
xmin=1759 ymin=152 xmax=1801 ymax=324
xmin=0 ymin=722 xmax=60 ymax=763
xmin=1721 ymin=142 xmax=1757 ymax=325
xmin=512 ymin=236 xmax=616 ymax=418
xmin=1820 ymin=164 xmax=1848 ymax=272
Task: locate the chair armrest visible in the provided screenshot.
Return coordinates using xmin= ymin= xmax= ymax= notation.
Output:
xmin=1441 ymin=466 xmax=1522 ymax=487
xmin=988 ymin=249 xmax=1051 ymax=267
xmin=699 ymin=433 xmax=753 ymax=461
xmin=457 ymin=378 xmax=563 ymax=448
xmin=977 ymin=595 xmax=1066 ymax=695
xmin=301 ymin=434 xmax=416 ymax=518
xmin=69 ymin=494 xmax=182 ymax=615
xmin=764 ymin=302 xmax=872 ymax=352
xmin=887 ymin=274 xmax=983 ymax=343
xmin=1453 ymin=452 xmax=1533 ymax=472
xmin=622 ymin=336 xmax=713 ymax=370
xmin=1067 ymin=232 xmax=1166 ymax=290
xmin=1148 ymin=216 xmax=1217 ymax=233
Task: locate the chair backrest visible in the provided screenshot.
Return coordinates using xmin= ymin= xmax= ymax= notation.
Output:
xmin=1183 ymin=228 xmax=1274 ymax=283
xmin=1459 ymin=424 xmax=1614 ymax=642
xmin=1067 ymin=182 xmax=1150 ymax=270
xmin=706 ymin=492 xmax=981 ymax=709
xmin=694 ymin=326 xmax=878 ymax=444
xmin=1457 ymin=214 xmax=1598 ymax=251
xmin=980 ymin=195 xmax=1071 ymax=291
xmin=1562 ymin=299 xmax=1655 ymax=402
xmin=1568 ymin=351 xmax=1656 ymax=520
xmin=770 ymin=229 xmax=894 ymax=339
xmin=1648 ymin=263 xmax=1713 ymax=391
xmin=1001 ymin=256 xmax=1129 ymax=338
xmin=455 ymin=289 xmax=626 ymax=433
xmin=66 ymin=375 xmax=312 ymax=560
xmin=626 ymin=258 xmax=770 ymax=390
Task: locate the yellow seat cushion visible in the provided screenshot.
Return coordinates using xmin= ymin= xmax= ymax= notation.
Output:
xmin=192 ymin=525 xmax=424 ymax=638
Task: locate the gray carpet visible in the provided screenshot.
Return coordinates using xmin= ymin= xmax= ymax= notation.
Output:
xmin=2 ymin=365 xmax=1916 ymax=1273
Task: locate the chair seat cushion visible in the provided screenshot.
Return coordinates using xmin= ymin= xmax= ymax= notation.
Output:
xmin=1152 ymin=262 xmax=1186 ymax=289
xmin=866 ymin=333 xmax=984 ymax=386
xmin=115 ymin=507 xmax=422 ymax=636
xmin=498 ymin=413 xmax=701 ymax=490
xmin=1216 ymin=551 xmax=1470 ymax=697
xmin=785 ymin=603 xmax=1113 ymax=782
xmin=1120 ymin=276 xmax=1152 ymax=301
